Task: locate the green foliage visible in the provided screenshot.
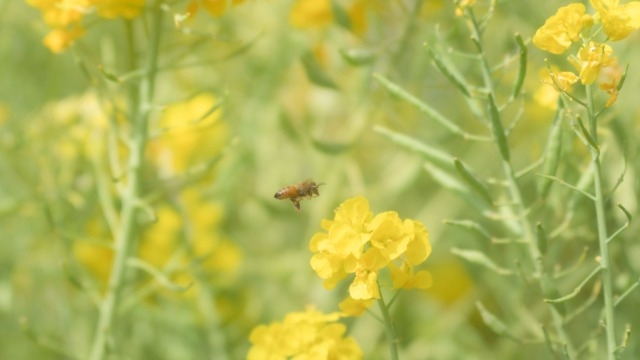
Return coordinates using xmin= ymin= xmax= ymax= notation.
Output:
xmin=2 ymin=0 xmax=640 ymax=359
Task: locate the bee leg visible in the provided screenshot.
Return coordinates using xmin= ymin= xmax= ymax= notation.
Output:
xmin=291 ymin=199 xmax=301 ymax=211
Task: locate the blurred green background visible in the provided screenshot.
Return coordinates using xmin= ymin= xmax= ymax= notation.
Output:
xmin=2 ymin=0 xmax=640 ymax=359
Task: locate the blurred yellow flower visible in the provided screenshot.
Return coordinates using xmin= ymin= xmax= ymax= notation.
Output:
xmin=73 ymin=220 xmax=114 ymax=284
xmin=347 ymin=0 xmax=367 ymax=35
xmin=149 ymin=93 xmax=227 ymax=176
xmin=310 ymin=196 xmax=432 ymax=308
xmin=590 ymin=0 xmax=640 ymax=40
xmin=533 ymin=3 xmax=590 ymax=55
xmin=289 ymin=0 xmax=370 ymax=34
xmin=388 ymin=261 xmax=433 ymax=290
xmin=26 ymin=0 xmax=89 ymax=52
xmin=139 ymin=206 xmax=183 ymax=268
xmin=598 ymin=61 xmax=624 ymax=107
xmin=247 ymin=306 xmax=362 ymax=360
xmin=27 ymin=0 xmax=89 ymax=27
xmin=426 ymin=258 xmax=474 ymax=305
xmin=534 ymin=84 xmax=560 ymax=110
xmin=568 ymin=41 xmax=616 ymax=84
xmin=42 ymin=26 xmax=84 ymax=53
xmin=186 ymin=0 xmax=245 ymax=18
xmin=92 ymin=0 xmax=145 ymax=19
xmin=139 ymin=190 xmax=241 ymax=281
xmin=338 ymin=297 xmax=373 ymax=317
xmin=455 ymin=0 xmax=475 ymax=17
xmin=289 ymin=0 xmax=333 ymax=28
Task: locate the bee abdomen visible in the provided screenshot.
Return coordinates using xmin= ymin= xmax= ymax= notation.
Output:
xmin=274 ymin=186 xmax=297 ymax=199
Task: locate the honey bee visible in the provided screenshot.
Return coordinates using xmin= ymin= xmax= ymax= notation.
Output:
xmin=274 ymin=179 xmax=324 ymax=210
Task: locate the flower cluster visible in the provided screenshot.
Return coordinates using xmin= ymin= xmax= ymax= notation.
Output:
xmin=247 ymin=306 xmax=362 ymax=360
xmin=309 ymin=196 xmax=432 ymax=315
xmin=148 ymin=93 xmax=228 ymax=176
xmin=533 ymin=1 xmax=639 ymax=107
xmin=26 ymin=0 xmax=144 ymax=53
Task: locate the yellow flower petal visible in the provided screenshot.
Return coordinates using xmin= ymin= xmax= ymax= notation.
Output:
xmin=43 ymin=26 xmax=85 ymax=53
xmin=571 ymin=41 xmax=616 ymax=84
xmin=533 ymin=3 xmax=588 ymax=54
xmin=591 ymin=0 xmax=640 ymax=40
xmin=289 ymin=0 xmax=333 ymax=28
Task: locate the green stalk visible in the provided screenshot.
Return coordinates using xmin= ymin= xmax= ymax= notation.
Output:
xmin=88 ymin=4 xmax=164 ymax=360
xmin=466 ymin=9 xmax=573 ymax=355
xmin=377 ymin=293 xmax=399 ymax=360
xmin=585 ymin=85 xmax=616 ymax=359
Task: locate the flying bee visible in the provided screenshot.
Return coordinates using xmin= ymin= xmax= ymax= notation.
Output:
xmin=274 ymin=179 xmax=324 ymax=211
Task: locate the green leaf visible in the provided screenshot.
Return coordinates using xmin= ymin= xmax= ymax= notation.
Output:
xmin=98 ymin=64 xmax=121 ymax=83
xmin=476 ymin=302 xmax=521 ymax=342
xmin=538 ymin=102 xmax=564 ymax=198
xmin=454 ymin=158 xmax=493 ymax=205
xmin=311 ymin=138 xmax=352 ymax=155
xmin=444 ymin=219 xmax=493 ymax=241
xmin=339 ymin=48 xmax=375 ymax=66
xmin=451 ymin=247 xmax=512 ymax=275
xmin=331 ymin=0 xmax=352 ymax=30
xmin=535 ymin=222 xmax=548 ymax=255
xmin=426 ymin=44 xmax=472 ymax=97
xmin=374 ymin=74 xmax=489 ymax=140
xmin=300 ymin=52 xmax=338 ymax=89
xmin=487 ymin=93 xmax=510 ymax=161
xmin=374 ymin=125 xmax=453 ymax=170
xmin=511 ymin=33 xmax=527 ymax=100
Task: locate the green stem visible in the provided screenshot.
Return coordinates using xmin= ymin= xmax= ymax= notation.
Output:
xmin=377 ymin=293 xmax=399 ymax=360
xmin=466 ymin=9 xmax=574 ymax=355
xmin=585 ymin=85 xmax=616 ymax=360
xmin=88 ymin=5 xmax=163 ymax=360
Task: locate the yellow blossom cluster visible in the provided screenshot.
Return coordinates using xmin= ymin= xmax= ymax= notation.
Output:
xmin=309 ymin=196 xmax=432 ymax=315
xmin=75 ymin=189 xmax=241 ymax=294
xmin=26 ymin=0 xmax=145 ymax=53
xmin=247 ymin=306 xmax=362 ymax=360
xmin=533 ymin=1 xmax=639 ymax=106
xmin=148 ymin=93 xmax=228 ymax=177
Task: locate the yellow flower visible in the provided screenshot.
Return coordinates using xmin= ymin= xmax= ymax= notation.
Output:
xmin=590 ymin=0 xmax=640 ymax=41
xmin=568 ymin=41 xmax=616 ymax=84
xmin=455 ymin=0 xmax=475 ymax=17
xmin=91 ymin=0 xmax=145 ymax=19
xmin=73 ymin=220 xmax=113 ymax=284
xmin=43 ymin=26 xmax=85 ymax=53
xmin=349 ymin=250 xmax=385 ymax=300
xmin=247 ymin=306 xmax=362 ymax=360
xmin=139 ymin=206 xmax=183 ymax=268
xmin=597 ymin=61 xmax=624 ymax=107
xmin=534 ymin=84 xmax=560 ymax=110
xmin=186 ymin=0 xmax=245 ymax=18
xmin=388 ymin=261 xmax=433 ymax=290
xmin=139 ymin=190 xmax=241 ymax=279
xmin=338 ymin=297 xmax=374 ymax=317
xmin=533 ymin=3 xmax=591 ymax=55
xmin=26 ymin=0 xmax=89 ymax=27
xmin=289 ymin=0 xmax=333 ymax=29
xmin=544 ymin=69 xmax=580 ymax=92
xmin=348 ymin=0 xmax=368 ymax=35
xmin=309 ymin=196 xmax=432 ymax=305
xmin=149 ymin=93 xmax=227 ymax=176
